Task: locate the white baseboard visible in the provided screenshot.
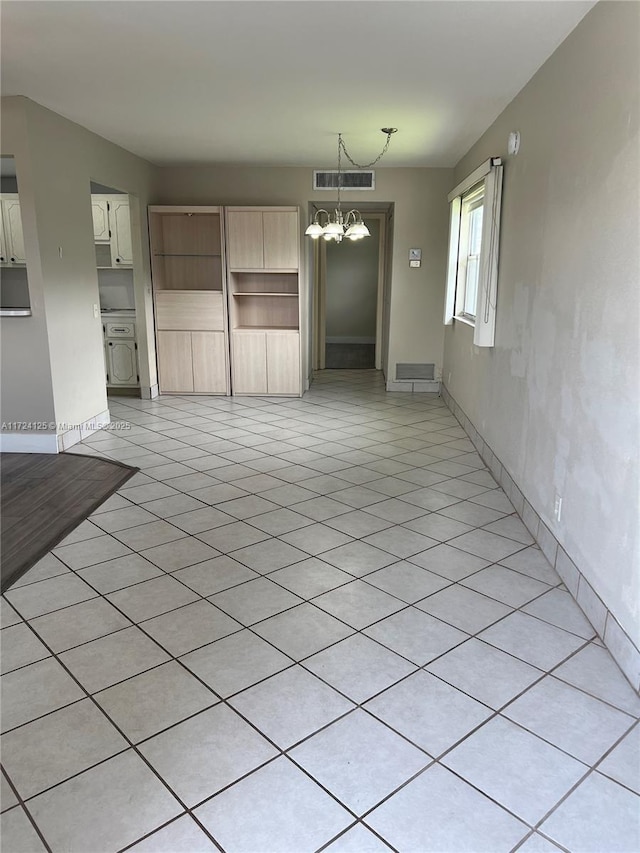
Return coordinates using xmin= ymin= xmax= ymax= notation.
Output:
xmin=386 ymin=379 xmax=441 ymax=393
xmin=57 ymin=409 xmax=112 ymax=452
xmin=0 ymin=432 xmax=60 ymax=453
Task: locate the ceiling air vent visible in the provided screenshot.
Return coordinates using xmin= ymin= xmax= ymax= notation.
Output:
xmin=313 ymin=170 xmax=375 ymax=191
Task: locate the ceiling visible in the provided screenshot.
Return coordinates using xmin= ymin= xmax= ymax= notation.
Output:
xmin=1 ymin=1 xmax=594 ymax=168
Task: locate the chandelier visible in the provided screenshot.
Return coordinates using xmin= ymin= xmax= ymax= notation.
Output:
xmin=305 ymin=128 xmax=397 ymax=242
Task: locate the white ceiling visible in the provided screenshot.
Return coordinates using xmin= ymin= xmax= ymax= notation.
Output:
xmin=1 ymin=1 xmax=595 ymax=168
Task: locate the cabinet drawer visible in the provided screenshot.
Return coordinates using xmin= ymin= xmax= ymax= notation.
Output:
xmin=156 ymin=291 xmax=224 ymax=331
xmin=105 ymin=321 xmax=136 ymax=338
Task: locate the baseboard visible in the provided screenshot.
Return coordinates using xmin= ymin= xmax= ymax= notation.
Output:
xmin=57 ymin=409 xmax=112 ymax=452
xmin=441 ymin=384 xmax=640 ymax=693
xmin=141 ymin=384 xmax=159 ymax=400
xmin=386 ymin=379 xmax=441 ymax=393
xmin=0 ymin=432 xmax=59 ymax=453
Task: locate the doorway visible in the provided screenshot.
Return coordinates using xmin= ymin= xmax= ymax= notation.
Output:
xmin=312 ymin=209 xmax=390 ymax=373
xmin=89 ymin=181 xmax=139 ymax=395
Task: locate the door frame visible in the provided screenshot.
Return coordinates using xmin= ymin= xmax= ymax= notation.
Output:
xmin=312 ymin=211 xmax=388 ymax=372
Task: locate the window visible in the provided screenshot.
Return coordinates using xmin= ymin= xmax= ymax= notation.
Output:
xmin=458 ymin=185 xmax=484 ymax=320
xmin=444 ymin=158 xmax=503 ymax=347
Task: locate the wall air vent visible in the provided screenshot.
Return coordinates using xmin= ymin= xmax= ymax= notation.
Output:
xmin=313 ymin=170 xmax=375 ymax=191
xmin=396 ymin=363 xmax=435 ymax=381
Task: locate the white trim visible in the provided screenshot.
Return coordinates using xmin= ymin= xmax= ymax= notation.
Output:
xmin=141 ymin=384 xmax=159 ymax=400
xmin=443 ymin=197 xmax=461 ymax=326
xmin=57 ymin=409 xmax=112 ymax=452
xmin=0 ymin=432 xmax=59 ymax=453
xmin=386 ymin=379 xmax=440 ymax=393
xmin=447 ymin=158 xmax=499 ymax=203
xmin=473 ymin=163 xmax=503 ymax=348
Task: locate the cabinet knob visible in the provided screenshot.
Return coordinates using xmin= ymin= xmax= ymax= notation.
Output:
xmin=109 ymin=341 xmax=113 ymax=346
xmin=115 ymin=257 xmax=121 ymax=263
xmin=0 ymin=256 xmax=5 ymax=262
xmin=10 ymin=257 xmax=16 ymax=262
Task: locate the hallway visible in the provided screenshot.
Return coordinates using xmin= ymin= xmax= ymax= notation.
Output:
xmin=1 ymin=371 xmax=638 ymax=852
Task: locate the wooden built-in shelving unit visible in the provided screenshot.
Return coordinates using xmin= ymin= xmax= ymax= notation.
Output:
xmin=149 ymin=206 xmax=230 ymax=395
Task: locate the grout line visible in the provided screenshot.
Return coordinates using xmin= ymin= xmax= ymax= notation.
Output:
xmin=3 ymin=378 xmax=637 ymax=852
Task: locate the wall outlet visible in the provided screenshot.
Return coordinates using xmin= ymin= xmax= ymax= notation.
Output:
xmin=554 ymin=494 xmax=563 ymax=522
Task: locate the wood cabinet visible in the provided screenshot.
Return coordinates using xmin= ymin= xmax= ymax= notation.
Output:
xmin=226 ymin=206 xmax=302 ymax=396
xmin=226 ymin=207 xmax=299 ymax=270
xmin=149 ymin=206 xmax=230 ymax=395
xmin=0 ymin=195 xmax=26 ymax=265
xmin=92 ymin=195 xmax=133 ymax=267
xmin=231 ymin=330 xmax=300 ymax=396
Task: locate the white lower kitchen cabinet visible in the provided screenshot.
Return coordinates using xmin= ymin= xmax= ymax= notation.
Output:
xmin=102 ymin=313 xmax=139 ymax=389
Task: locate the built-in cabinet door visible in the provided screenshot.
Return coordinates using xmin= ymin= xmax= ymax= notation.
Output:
xmin=266 ymin=332 xmax=300 ymax=394
xmin=232 ymin=332 xmax=267 ymax=393
xmin=226 ymin=212 xmax=263 ymax=269
xmin=92 ymin=198 xmax=110 ymax=242
xmin=106 ymin=340 xmax=138 ymax=386
xmin=110 ymin=198 xmax=133 ymax=265
xmin=2 ymin=198 xmax=26 ymax=264
xmin=157 ymin=331 xmax=193 ymax=393
xmin=192 ymin=331 xmax=227 ymax=393
xmin=263 ymin=212 xmax=298 ymax=269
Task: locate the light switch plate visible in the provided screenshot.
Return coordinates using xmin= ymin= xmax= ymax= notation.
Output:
xmin=409 ymin=248 xmax=422 ymax=260
xmin=410 ymin=259 xmax=421 ymax=268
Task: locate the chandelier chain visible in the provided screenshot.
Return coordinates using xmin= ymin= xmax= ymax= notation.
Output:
xmin=338 ymin=130 xmax=395 ymax=169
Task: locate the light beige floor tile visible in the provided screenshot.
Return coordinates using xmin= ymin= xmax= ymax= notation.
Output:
xmin=95 ymin=660 xmax=218 ymax=742
xmin=4 ymin=574 xmax=97 ymax=620
xmin=443 ymin=716 xmax=586 ymax=824
xmin=139 ymin=705 xmax=277 ymax=806
xmin=29 ymin=597 xmax=131 ymax=652
xmin=106 ymin=575 xmax=199 ymax=621
xmin=28 ymin=750 xmax=182 ymax=852
xmin=141 ymin=600 xmax=241 ymax=657
xmin=0 ymin=805 xmax=48 ymax=852
xmin=59 ymin=626 xmax=170 ymax=693
xmin=290 ymin=709 xmax=430 ymax=815
xmin=230 ymin=666 xmax=354 ymax=748
xmin=304 ymin=634 xmax=416 ymax=704
xmin=365 ymin=670 xmax=492 ymax=756
xmin=196 ymin=757 xmax=352 ymax=852
xmin=181 ymin=628 xmax=291 ymax=697
xmin=1 ymin=698 xmax=127 ymax=798
xmin=1 ymin=658 xmax=85 ymax=733
xmin=0 ymin=623 xmax=50 ymax=673
xmin=366 ymin=764 xmax=527 ymax=853
xmin=129 ymin=815 xmax=219 ymax=851
xmin=253 ymin=603 xmax=353 ymax=660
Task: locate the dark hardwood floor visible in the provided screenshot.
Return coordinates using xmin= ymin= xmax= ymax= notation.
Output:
xmin=1 ymin=452 xmax=137 ymax=591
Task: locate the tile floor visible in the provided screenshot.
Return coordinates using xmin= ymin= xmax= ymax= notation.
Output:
xmin=1 ymin=370 xmax=639 ymax=853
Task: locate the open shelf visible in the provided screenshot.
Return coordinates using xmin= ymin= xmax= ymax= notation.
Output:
xmin=234 ymin=325 xmax=298 ymax=331
xmin=154 ymin=252 xmax=221 ymax=258
xmin=233 ymin=292 xmax=298 ymax=297
xmin=149 ymin=210 xmax=224 ymax=292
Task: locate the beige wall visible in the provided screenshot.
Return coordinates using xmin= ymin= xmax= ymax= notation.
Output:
xmin=326 ymin=218 xmax=380 ymax=341
xmin=0 ymin=99 xmax=56 ymax=429
xmin=154 ymin=165 xmax=452 ymax=384
xmin=443 ymin=2 xmax=640 ymax=644
xmin=1 ymin=96 xmax=157 ymax=439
